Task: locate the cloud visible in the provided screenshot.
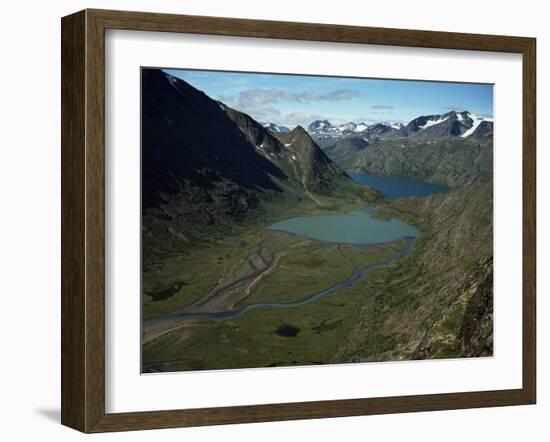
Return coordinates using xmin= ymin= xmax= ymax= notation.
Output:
xmin=275 ymin=112 xmax=331 ymax=128
xmin=216 ymin=89 xmax=406 ymax=128
xmin=231 ymin=104 xmax=282 ymax=123
xmin=314 ymin=89 xmax=360 ymax=101
xmin=218 ymin=87 xmax=360 ymax=127
xmin=220 ymin=88 xmax=360 ymax=109
xmin=271 ymin=112 xmax=404 ymax=129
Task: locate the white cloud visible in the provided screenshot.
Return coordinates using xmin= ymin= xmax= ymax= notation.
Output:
xmin=275 ymin=112 xmax=332 ymax=128
xmin=220 ymin=88 xmax=360 ymax=109
xmin=218 ymin=88 xmax=360 ymax=125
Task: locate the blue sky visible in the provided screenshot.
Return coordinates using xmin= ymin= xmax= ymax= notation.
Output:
xmin=164 ymin=68 xmax=493 ymax=128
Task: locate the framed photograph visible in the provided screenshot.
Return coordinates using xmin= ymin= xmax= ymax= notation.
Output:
xmin=61 ymin=9 xmax=536 ymax=433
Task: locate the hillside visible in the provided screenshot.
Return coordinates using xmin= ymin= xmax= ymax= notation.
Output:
xmin=326 ymin=137 xmax=493 ymax=187
xmin=334 ymin=181 xmax=493 ymax=362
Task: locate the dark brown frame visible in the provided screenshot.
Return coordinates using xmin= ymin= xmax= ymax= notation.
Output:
xmin=61 ymin=8 xmax=536 ymax=433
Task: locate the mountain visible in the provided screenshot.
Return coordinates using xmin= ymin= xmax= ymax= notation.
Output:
xmin=307 ymin=119 xmax=332 ymax=132
xmin=262 ymin=122 xmax=291 ymax=133
xmin=142 ymin=69 xmax=352 ymax=206
xmin=274 ymin=126 xmax=349 ymax=195
xmin=142 ymin=69 xmax=285 ymax=209
xmin=141 ymin=69 xmax=374 ymax=269
xmin=220 ymin=106 xmax=351 ymax=197
xmin=406 ymin=111 xmax=493 ymax=138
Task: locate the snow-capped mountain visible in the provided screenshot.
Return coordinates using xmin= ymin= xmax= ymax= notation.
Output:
xmin=406 ymin=111 xmax=493 ymax=138
xmin=262 ymin=122 xmax=291 ymax=133
xmin=307 ymin=120 xmax=404 ymax=139
xmin=307 ymin=120 xmax=333 ymax=132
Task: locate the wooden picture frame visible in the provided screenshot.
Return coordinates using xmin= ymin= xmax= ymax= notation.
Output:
xmin=61 ymin=8 xmax=536 ymax=433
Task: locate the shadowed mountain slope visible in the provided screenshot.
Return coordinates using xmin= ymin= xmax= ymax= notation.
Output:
xmin=142 ymin=69 xmax=288 ymax=208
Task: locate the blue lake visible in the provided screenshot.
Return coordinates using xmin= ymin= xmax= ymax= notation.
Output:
xmin=347 ymin=171 xmax=449 ymax=198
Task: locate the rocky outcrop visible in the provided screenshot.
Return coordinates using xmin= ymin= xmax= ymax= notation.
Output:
xmin=411 ymin=255 xmax=493 ymax=360
xmin=457 ymin=256 xmax=493 ymax=357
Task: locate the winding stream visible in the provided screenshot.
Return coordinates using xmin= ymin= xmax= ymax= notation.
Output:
xmin=145 ymin=236 xmax=416 ymax=327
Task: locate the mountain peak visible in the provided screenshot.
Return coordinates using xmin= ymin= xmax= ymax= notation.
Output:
xmin=292 ymin=125 xmax=309 ymax=135
xmin=307 ymin=120 xmax=332 ymax=132
xmin=291 ymin=125 xmax=320 ymax=144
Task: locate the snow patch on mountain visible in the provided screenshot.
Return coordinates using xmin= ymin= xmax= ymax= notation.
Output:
xmin=419 ymin=116 xmax=449 ymax=130
xmin=461 ymin=114 xmax=492 ymax=137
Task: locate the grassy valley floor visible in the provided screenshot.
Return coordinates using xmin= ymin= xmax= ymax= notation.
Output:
xmin=142 ymin=234 xmax=406 ymax=372
xmin=142 ymin=180 xmax=493 ymax=372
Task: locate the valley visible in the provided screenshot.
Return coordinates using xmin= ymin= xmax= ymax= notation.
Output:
xmin=141 ymin=69 xmax=493 ymax=372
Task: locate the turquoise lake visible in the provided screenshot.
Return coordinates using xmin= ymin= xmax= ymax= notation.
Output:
xmin=267 ymin=172 xmax=446 ymax=244
xmin=268 ymin=208 xmax=419 ymax=244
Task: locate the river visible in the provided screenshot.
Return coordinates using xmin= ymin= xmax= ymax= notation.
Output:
xmin=145 ymin=172 xmax=446 ymax=327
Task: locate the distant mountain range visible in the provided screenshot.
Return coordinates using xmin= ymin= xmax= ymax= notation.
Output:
xmin=262 ymin=110 xmax=493 ymax=141
xmin=305 ymin=120 xmax=404 ymax=139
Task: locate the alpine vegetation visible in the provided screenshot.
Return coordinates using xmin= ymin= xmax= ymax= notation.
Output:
xmin=141 ymin=68 xmax=493 ymax=373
